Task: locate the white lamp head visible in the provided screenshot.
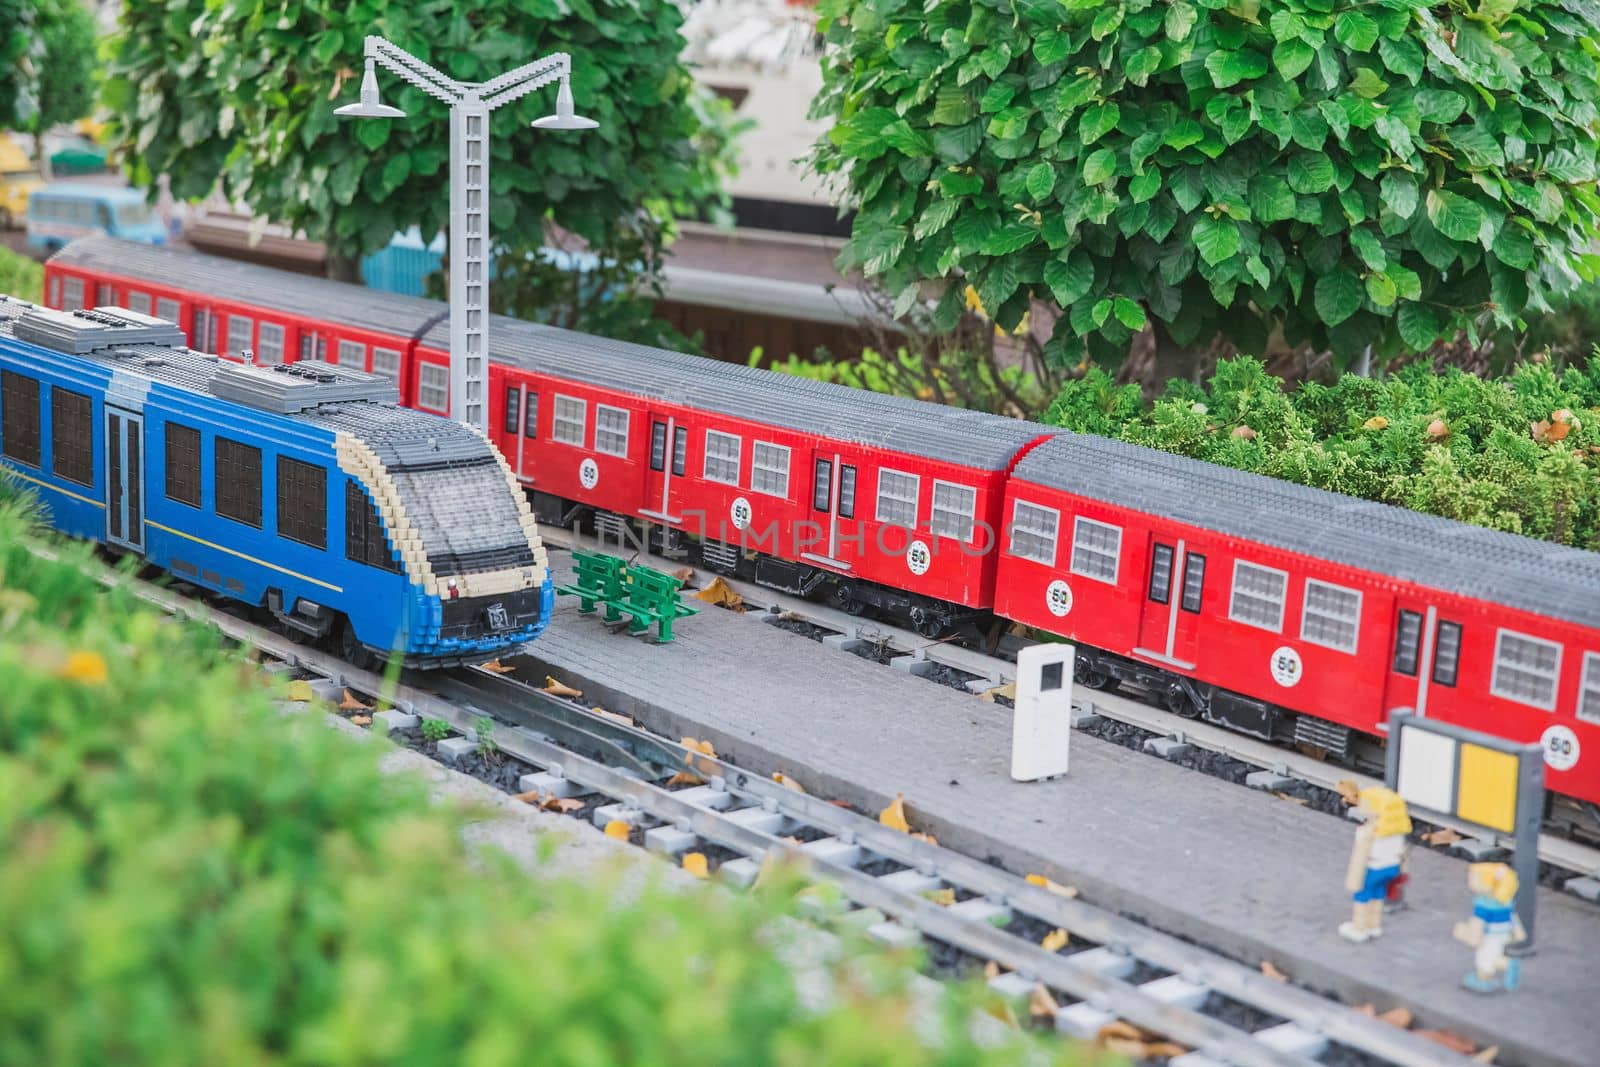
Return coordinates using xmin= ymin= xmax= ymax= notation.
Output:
xmin=532 ymin=77 xmax=598 ymax=130
xmin=335 ymin=60 xmax=406 ymax=119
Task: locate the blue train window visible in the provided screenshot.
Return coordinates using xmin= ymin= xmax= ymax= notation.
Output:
xmin=277 ymin=457 xmax=327 ymax=550
xmin=1 ymin=371 xmax=41 ymax=468
xmin=50 ymin=387 xmax=93 ymax=486
xmin=214 ymin=437 xmax=262 ymax=528
xmin=345 ymin=481 xmax=400 ymax=572
xmin=165 ymin=423 xmax=202 ymax=507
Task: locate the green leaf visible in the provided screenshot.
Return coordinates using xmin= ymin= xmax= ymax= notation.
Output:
xmin=1350 ymin=228 xmax=1387 ymax=271
xmin=1205 ymin=49 xmax=1269 ymax=89
xmin=1128 ymin=168 xmax=1162 ymax=204
xmin=1318 ymin=100 xmax=1350 ymax=141
xmin=1163 ymin=118 xmax=1204 ymax=150
xmin=1389 ymin=264 xmax=1422 ymax=300
xmin=1272 ymin=39 xmax=1315 ymax=79
xmin=1170 ymin=169 xmax=1206 ymax=212
xmin=859 ymin=227 xmax=909 ymax=274
xmin=1044 ymin=255 xmax=1094 ymax=307
xmin=1413 ymin=89 xmax=1466 ymax=124
xmin=1245 ymin=255 xmax=1271 ymax=289
xmin=1380 ymin=173 xmax=1418 ymax=220
xmin=1221 ymin=106 xmax=1252 ymax=145
xmin=1377 ymin=37 xmax=1423 ymax=82
xmin=1492 ymin=227 xmax=1535 ymax=270
xmin=1397 ymin=302 xmax=1441 ymax=350
xmin=830 ymin=107 xmax=898 ymax=159
xmin=1287 ymin=154 xmax=1336 ymax=194
xmin=980 ymin=81 xmax=1016 ymax=114
xmin=1350 ymin=68 xmax=1389 ymax=99
xmin=1113 ymin=297 xmax=1147 ymax=331
xmin=1125 ymin=46 xmax=1163 ymax=86
xmin=1091 ymin=298 xmax=1113 ymax=327
xmin=1091 ymin=5 xmax=1124 ymax=39
xmin=380 ymin=153 xmax=411 ymax=195
xmin=913 ymin=198 xmax=961 ymax=240
xmin=1268 ymin=10 xmax=1306 ymax=42
xmin=1083 ymin=148 xmax=1117 ymax=185
xmin=1365 ymin=271 xmax=1398 ymax=307
xmin=1248 ymin=175 xmax=1296 ymax=222
xmin=1314 ymin=271 xmax=1363 ymax=326
xmin=1079 ymin=102 xmax=1120 ymax=145
xmin=1193 ymin=216 xmax=1242 ymax=266
xmin=1165 ymin=1 xmax=1198 ymax=41
xmin=930 ymin=85 xmax=976 ymax=126
xmin=934 ymin=121 xmax=985 ymax=163
xmin=1033 ymin=30 xmax=1074 ymax=65
xmin=987 ymin=106 xmax=1033 ymax=142
xmin=1289 ymin=110 xmax=1328 ymax=151
xmin=1026 ymin=163 xmax=1057 ymax=201
xmin=982 ymin=222 xmax=1040 ymax=255
xmin=1334 ymin=12 xmax=1378 ymax=52
xmin=1425 ymin=189 xmax=1484 ymax=243
xmin=979 ymin=258 xmax=1022 ymax=312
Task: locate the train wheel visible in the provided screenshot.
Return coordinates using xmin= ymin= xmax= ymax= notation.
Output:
xmin=339 ymin=621 xmax=373 ymax=672
xmin=831 ymin=583 xmax=866 ymax=616
xmin=1164 ymin=683 xmax=1201 ymax=719
xmin=910 ymin=606 xmax=946 ymax=640
xmin=1073 ymin=658 xmax=1114 ymax=691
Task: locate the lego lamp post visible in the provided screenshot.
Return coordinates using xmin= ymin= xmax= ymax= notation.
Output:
xmin=334 ymin=36 xmax=597 ymax=433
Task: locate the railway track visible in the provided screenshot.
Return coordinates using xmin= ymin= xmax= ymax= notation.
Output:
xmin=108 ymin=559 xmax=1487 ymax=1067
xmin=540 ymin=526 xmax=1600 ymax=888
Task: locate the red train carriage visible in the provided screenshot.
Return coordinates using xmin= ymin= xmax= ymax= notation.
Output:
xmin=997 ymin=434 xmax=1600 ymax=806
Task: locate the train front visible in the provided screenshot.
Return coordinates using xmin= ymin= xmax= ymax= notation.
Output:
xmin=337 ymin=418 xmax=553 ymax=668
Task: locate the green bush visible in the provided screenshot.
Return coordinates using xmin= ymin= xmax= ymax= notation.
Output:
xmin=0 ymin=484 xmax=1080 ymax=1067
xmin=1045 ymin=356 xmax=1600 ymax=547
xmin=0 ymin=244 xmax=43 ymax=303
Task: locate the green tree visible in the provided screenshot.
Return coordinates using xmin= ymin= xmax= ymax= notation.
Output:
xmin=0 ymin=0 xmax=36 ymax=131
xmin=101 ymin=1 xmax=740 ymax=281
xmin=810 ymin=0 xmax=1600 ymax=383
xmin=21 ymin=0 xmax=97 ymax=170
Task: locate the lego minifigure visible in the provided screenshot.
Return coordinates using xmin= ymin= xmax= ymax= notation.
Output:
xmin=1339 ymin=786 xmax=1411 ymax=943
xmin=1452 ymin=863 xmax=1524 ymax=993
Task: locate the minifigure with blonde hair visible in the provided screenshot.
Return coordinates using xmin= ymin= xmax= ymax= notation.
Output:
xmin=1452 ymin=863 xmax=1524 ymax=993
xmin=1339 ymin=786 xmax=1411 ymax=942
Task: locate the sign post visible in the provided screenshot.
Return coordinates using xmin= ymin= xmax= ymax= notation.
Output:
xmin=1386 ymin=712 xmax=1544 ymax=950
xmin=1012 ymin=643 xmax=1073 ymax=781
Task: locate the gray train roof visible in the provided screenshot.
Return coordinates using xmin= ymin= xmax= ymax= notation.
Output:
xmin=1015 ymin=433 xmax=1600 ymax=630
xmin=51 ymin=237 xmax=1053 ymax=469
xmin=0 ymin=301 xmax=534 ymax=575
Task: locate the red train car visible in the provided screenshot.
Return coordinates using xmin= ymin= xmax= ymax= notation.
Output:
xmin=997 ymin=434 xmax=1600 ymax=805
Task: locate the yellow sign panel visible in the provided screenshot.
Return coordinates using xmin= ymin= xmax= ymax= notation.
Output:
xmin=1456 ymin=743 xmax=1519 ymax=833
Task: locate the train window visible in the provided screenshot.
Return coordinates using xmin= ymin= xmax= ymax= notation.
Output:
xmin=276 ymin=456 xmax=327 ymax=550
xmin=1180 ymin=553 xmax=1206 ymax=613
xmin=1228 ymin=560 xmax=1287 ymax=632
xmin=50 ymin=387 xmax=94 ymax=487
xmin=1300 ymin=579 xmax=1362 ymax=654
xmin=672 ymin=426 xmax=687 ymax=476
xmin=524 ymin=391 xmax=538 ymax=438
xmin=345 ymin=481 xmax=401 ymax=572
xmin=418 ymin=364 xmax=449 ymax=412
xmin=165 ymin=422 xmax=202 ymax=507
xmin=814 ymin=459 xmax=832 ymax=512
xmin=1578 ymin=652 xmax=1600 ymax=724
xmin=127 ymin=290 xmax=152 ymax=315
xmin=931 ymin=481 xmax=976 ymax=541
xmin=876 ymin=468 xmax=919 ymax=527
xmin=48 ymin=277 xmax=60 ymax=307
xmin=751 ymin=441 xmax=790 ymax=497
xmin=703 ymin=430 xmax=741 ymax=485
xmin=1069 ymin=517 xmax=1122 ymax=585
xmin=258 ymin=323 xmax=286 ymax=364
xmin=1433 ymin=620 xmax=1462 ymax=687
xmin=1 ymin=370 xmax=41 ymax=467
xmin=372 ymin=347 xmax=402 ymax=380
xmin=337 ymin=340 xmax=366 ymax=367
xmin=552 ymin=395 xmax=586 ymax=446
xmin=1008 ymin=500 xmax=1058 ymax=565
xmin=505 ymin=386 xmax=522 ymax=436
xmin=595 ymin=405 xmax=630 ymax=457
xmin=838 ymin=464 xmax=856 ymax=519
xmin=157 ymin=298 xmax=181 ymax=322
xmin=1147 ymin=544 xmax=1174 ymax=604
xmin=1490 ymin=629 xmax=1561 ymax=711
xmin=96 ymin=283 xmax=114 ymax=306
xmin=226 ymin=315 xmax=254 ymax=357
xmin=62 ymin=277 xmax=85 ymax=310
xmin=213 ymin=436 xmax=263 ymax=528
xmin=1393 ymin=610 xmax=1422 ymax=675
xmin=649 ymin=421 xmax=668 ymax=472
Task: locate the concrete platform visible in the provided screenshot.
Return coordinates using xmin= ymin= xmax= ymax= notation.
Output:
xmin=510 ymin=554 xmax=1599 ymax=1067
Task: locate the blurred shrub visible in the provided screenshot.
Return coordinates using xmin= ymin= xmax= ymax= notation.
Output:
xmin=0 ymin=490 xmax=1084 ymax=1067
xmin=0 ymin=244 xmax=42 ymax=303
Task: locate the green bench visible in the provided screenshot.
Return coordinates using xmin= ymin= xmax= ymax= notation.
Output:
xmin=557 ymin=549 xmax=700 ymax=643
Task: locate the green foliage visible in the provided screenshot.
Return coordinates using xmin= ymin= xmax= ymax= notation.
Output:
xmin=0 ymin=0 xmax=36 ymax=129
xmin=0 ymin=244 xmax=43 ymax=303
xmin=0 ymin=493 xmax=1082 ymax=1067
xmin=101 ymin=1 xmax=742 ymax=274
xmin=811 ymin=0 xmax=1600 ymax=371
xmin=760 ymin=343 xmax=1049 ymax=417
xmin=421 ymin=717 xmax=451 ymax=743
xmin=0 ymin=0 xmax=92 ymax=138
xmin=1045 ymin=355 xmax=1600 ymax=547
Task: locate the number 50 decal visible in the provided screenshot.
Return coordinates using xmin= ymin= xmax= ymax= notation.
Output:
xmin=1541 ymin=725 xmax=1580 ymax=772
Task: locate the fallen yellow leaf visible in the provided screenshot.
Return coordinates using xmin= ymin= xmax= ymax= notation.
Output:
xmin=1025 ymin=873 xmax=1079 ymax=898
xmin=1028 ymin=983 xmax=1059 ymax=1018
xmin=772 ymin=772 xmax=808 ymax=793
xmin=982 ymin=960 xmax=1001 ymax=979
xmin=696 ymin=575 xmax=745 ymax=612
xmin=591 ymin=706 xmax=635 ymax=727
xmin=1418 ymin=1030 xmax=1477 ymax=1055
xmin=1377 ymin=1007 xmax=1413 ymax=1029
xmin=338 ymin=689 xmax=371 ymax=711
xmin=879 ymin=792 xmax=912 ymax=833
xmin=1335 ymin=779 xmax=1362 ymax=805
xmin=1423 ymin=827 xmax=1463 ymax=846
xmin=1260 ymin=960 xmax=1288 ymax=982
xmin=603 ymin=820 xmax=631 ymax=841
xmin=1040 ymin=928 xmax=1069 ymax=953
xmin=349 ymin=714 xmax=372 ymax=727
xmin=284 ymin=679 xmax=315 ymax=703
xmin=55 ymin=650 xmax=108 ymax=686
xmin=541 ymin=676 xmax=582 ymax=698
xmin=922 ymin=888 xmax=956 ymax=907
xmin=682 ymin=852 xmax=709 ymax=878
xmin=1472 ymin=1044 xmax=1500 ymax=1064
xmin=479 ymin=658 xmax=515 ymax=674
xmin=514 ymin=790 xmax=542 ymax=805
xmin=540 ymin=795 xmax=586 ymax=814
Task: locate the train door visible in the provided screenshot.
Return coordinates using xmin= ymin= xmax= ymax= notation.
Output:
xmin=191 ymin=306 xmax=216 ymax=353
xmin=640 ymin=413 xmax=686 ymax=524
xmin=508 ymin=382 xmax=537 ymax=485
xmin=1384 ymin=602 xmax=1462 ymax=719
xmin=800 ymin=449 xmax=856 ymax=571
xmin=105 ymin=408 xmax=144 ymax=553
xmin=1132 ymin=535 xmax=1203 ymax=670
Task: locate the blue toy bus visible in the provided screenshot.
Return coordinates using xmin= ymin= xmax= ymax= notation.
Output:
xmin=26 ymin=183 xmax=168 ymax=253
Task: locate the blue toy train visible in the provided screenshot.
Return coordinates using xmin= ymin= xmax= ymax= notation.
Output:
xmin=0 ymin=297 xmax=553 ymax=668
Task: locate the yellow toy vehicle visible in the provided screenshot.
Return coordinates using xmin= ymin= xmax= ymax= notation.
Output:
xmin=0 ymin=133 xmax=43 ymax=230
